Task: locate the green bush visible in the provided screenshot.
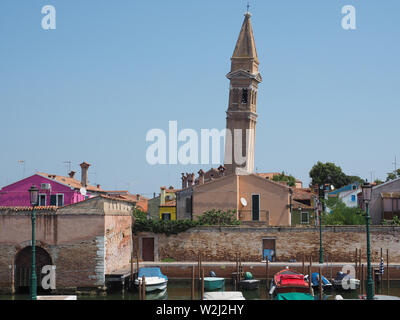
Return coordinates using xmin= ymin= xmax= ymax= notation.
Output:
xmin=132 ymin=208 xmax=240 ymax=235
xmin=197 ymin=209 xmax=241 ymax=226
xmin=322 ymin=198 xmax=365 ymax=225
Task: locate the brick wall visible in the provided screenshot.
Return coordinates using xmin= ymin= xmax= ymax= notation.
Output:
xmin=140 ymin=225 xmax=400 ymax=263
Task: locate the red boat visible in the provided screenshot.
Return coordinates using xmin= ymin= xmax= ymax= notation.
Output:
xmin=269 ymin=268 xmax=312 ymax=296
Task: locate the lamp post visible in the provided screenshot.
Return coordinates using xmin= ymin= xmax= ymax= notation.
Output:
xmin=28 ymin=185 xmax=39 ymax=301
xmin=318 ymin=201 xmax=323 ymax=264
xmin=361 ymin=181 xmax=374 ymax=300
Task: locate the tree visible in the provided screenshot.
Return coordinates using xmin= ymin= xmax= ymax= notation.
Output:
xmin=272 ymin=171 xmax=297 ymax=187
xmin=309 ymin=162 xmax=351 ymax=190
xmin=374 ymin=179 xmax=384 ymax=186
xmin=322 ymin=198 xmax=365 ymax=225
xmin=386 ymin=172 xmax=397 ymax=182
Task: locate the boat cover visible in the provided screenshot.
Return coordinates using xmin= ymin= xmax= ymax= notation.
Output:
xmin=138 ymin=267 xmax=168 ymax=280
xmin=276 ymin=292 xmax=314 ymax=300
xmin=311 ymin=273 xmax=331 ymax=286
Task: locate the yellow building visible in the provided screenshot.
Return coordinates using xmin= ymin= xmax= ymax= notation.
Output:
xmin=159 ymin=186 xmax=178 ymax=220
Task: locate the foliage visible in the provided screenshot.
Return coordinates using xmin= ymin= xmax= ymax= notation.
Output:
xmin=309 ymin=162 xmax=351 ymax=190
xmin=346 ymin=176 xmax=365 ymax=185
xmin=197 ymin=209 xmax=241 ymax=226
xmin=272 ymin=171 xmax=297 ymax=187
xmin=382 ymin=216 xmax=400 ymax=226
xmin=374 ymin=179 xmax=384 ymax=186
xmin=322 ymin=198 xmax=365 ymax=225
xmin=161 ymin=258 xmax=176 ymax=262
xmin=386 ymin=172 xmax=398 ymax=182
xmin=132 ymin=208 xmax=240 ymax=236
xmin=132 ymin=217 xmax=199 ymax=236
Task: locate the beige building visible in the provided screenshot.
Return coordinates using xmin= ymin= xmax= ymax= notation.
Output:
xmin=191 ymin=172 xmax=291 ymax=226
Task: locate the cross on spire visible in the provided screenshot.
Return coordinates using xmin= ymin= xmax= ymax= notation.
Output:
xmin=246 ymin=1 xmax=250 ymax=13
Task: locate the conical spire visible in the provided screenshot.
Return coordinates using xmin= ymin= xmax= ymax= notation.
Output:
xmin=231 ymin=12 xmax=259 ymax=67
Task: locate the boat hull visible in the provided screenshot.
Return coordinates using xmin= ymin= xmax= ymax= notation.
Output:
xmin=204 ymin=277 xmax=225 ymax=291
xmin=239 ymin=279 xmax=260 ymax=290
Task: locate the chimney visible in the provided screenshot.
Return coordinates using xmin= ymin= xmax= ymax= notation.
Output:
xmin=68 ymin=171 xmax=76 ymax=179
xmin=80 ymin=162 xmax=91 ymax=188
xmin=198 ymin=169 xmax=205 ymax=185
xmin=97 ymin=184 xmax=101 ymax=189
xmin=136 ymin=194 xmax=141 ymax=201
xmin=218 ymin=165 xmax=226 ymax=176
xmin=181 ymin=173 xmax=188 ymax=189
xmin=187 ymin=173 xmax=195 ymax=187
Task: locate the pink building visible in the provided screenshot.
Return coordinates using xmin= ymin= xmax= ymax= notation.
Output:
xmin=0 ymin=162 xmax=104 ymax=207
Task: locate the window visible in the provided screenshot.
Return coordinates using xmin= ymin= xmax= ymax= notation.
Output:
xmin=39 ymin=194 xmax=46 ymax=206
xmin=351 ymin=195 xmax=356 ymax=202
xmin=161 ymin=213 xmax=171 ymax=221
xmin=50 ymin=195 xmax=57 ymax=206
xmin=241 ymin=89 xmax=248 ymax=104
xmin=56 ymin=194 xmax=64 ymax=207
xmin=185 ymin=197 xmax=192 ymax=214
xmin=301 ymin=211 xmax=309 ymax=224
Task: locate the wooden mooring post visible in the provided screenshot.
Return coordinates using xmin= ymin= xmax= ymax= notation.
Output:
xmin=361 ymin=264 xmax=364 ymax=297
xmin=138 ymin=280 xmax=142 ymax=300
xmin=358 ymin=249 xmax=362 ymax=282
xmin=142 ymin=275 xmax=146 ymax=300
xmin=191 ymin=265 xmax=195 ymax=300
xmin=319 ymin=266 xmax=323 ymax=300
xmin=201 ymin=268 xmax=205 ymax=300
xmin=355 ymin=248 xmax=358 ymax=279
xmin=265 ymin=259 xmax=269 ymax=291
xmin=387 ymin=249 xmax=390 ymax=295
xmin=308 ymin=264 xmax=312 ymax=295
xmin=302 ymin=254 xmax=305 ymax=275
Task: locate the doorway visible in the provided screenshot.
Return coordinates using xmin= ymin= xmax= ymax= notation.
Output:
xmin=262 ymin=238 xmax=276 ymax=262
xmin=14 ymin=246 xmax=52 ymax=293
xmin=142 ymin=238 xmax=155 ymax=261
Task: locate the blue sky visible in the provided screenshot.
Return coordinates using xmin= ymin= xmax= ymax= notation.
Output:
xmin=0 ymin=1 xmax=399 ymax=196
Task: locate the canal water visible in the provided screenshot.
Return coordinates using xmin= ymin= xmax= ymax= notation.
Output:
xmin=2 ymin=279 xmax=400 ymax=300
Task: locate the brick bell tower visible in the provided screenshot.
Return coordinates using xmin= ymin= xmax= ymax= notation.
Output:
xmin=224 ymin=11 xmax=262 ymax=175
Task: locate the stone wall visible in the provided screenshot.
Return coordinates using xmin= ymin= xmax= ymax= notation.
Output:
xmin=139 ymin=225 xmax=400 ymax=263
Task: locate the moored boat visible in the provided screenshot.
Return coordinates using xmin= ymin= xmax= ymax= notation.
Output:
xmin=204 ymin=292 xmax=245 ymax=300
xmin=204 ymin=277 xmax=225 ymax=291
xmin=332 ymin=272 xmax=360 ymax=291
xmin=134 ymin=267 xmax=168 ymax=292
xmin=275 ymin=292 xmax=314 ymax=300
xmin=269 ymin=268 xmax=312 ymax=296
xmin=304 ymin=272 xmax=333 ymax=290
xmin=239 ymin=272 xmax=260 ymax=290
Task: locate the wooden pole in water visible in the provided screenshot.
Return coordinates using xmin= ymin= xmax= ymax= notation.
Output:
xmin=358 ymin=249 xmax=362 ymax=282
xmin=355 ymin=248 xmax=358 ymax=279
xmin=302 ymin=253 xmax=305 ymax=275
xmin=361 ymin=264 xmax=364 ymax=297
xmin=136 ymin=244 xmax=140 ymax=277
xmin=142 ymin=275 xmax=146 ymax=300
xmin=138 ymin=280 xmax=142 ymax=300
xmin=191 ymin=265 xmax=195 ymax=300
xmin=387 ymin=249 xmax=390 ymax=295
xmin=308 ymin=264 xmax=312 ymax=295
xmin=201 ymin=268 xmax=205 ymax=300
xmin=266 ymin=258 xmax=269 ymax=291
xmin=319 ymin=266 xmax=323 ymax=300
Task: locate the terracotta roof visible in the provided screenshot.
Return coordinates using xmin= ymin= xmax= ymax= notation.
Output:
xmin=0 ymin=206 xmax=58 ymax=212
xmin=293 ymin=188 xmax=315 ymax=201
xmin=292 ymin=200 xmax=314 ymax=211
xmin=160 ymin=200 xmax=176 ymax=207
xmin=37 ymin=172 xmax=104 ymax=193
xmin=256 ymin=173 xmax=280 ymax=180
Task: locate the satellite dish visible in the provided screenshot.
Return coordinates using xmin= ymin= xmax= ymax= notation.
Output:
xmin=330 ymin=185 xmax=334 ymax=191
xmin=80 ymin=187 xmax=87 ymax=196
xmin=240 ymin=197 xmax=247 ymax=207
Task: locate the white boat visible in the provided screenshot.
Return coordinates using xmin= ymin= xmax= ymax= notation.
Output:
xmin=134 ymin=267 xmax=168 ymax=292
xmin=204 ymin=292 xmax=245 ymax=300
xmin=332 ymin=272 xmax=360 ymax=291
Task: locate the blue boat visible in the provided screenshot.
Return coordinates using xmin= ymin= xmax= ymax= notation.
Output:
xmin=134 ymin=267 xmax=168 ymax=292
xmin=305 ymin=273 xmax=332 ymax=290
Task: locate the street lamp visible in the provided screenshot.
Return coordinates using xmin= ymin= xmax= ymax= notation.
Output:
xmin=318 ymin=200 xmax=323 ymax=264
xmin=361 ymin=181 xmax=374 ymax=300
xmin=28 ymin=185 xmax=39 ymax=301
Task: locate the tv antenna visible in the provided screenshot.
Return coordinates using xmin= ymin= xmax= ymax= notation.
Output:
xmin=17 ymin=160 xmax=25 ymax=178
xmin=63 ymin=161 xmax=72 ymax=175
